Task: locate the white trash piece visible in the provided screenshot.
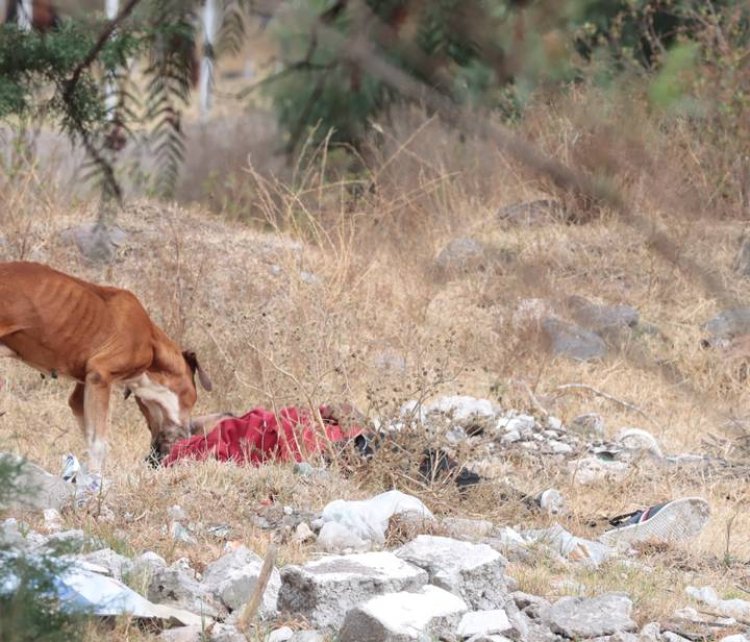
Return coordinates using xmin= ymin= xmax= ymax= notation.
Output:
xmin=318 ymin=490 xmax=434 ymax=545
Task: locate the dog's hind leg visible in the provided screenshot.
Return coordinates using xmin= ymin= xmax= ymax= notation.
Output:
xmin=83 ymin=370 xmax=112 ymax=474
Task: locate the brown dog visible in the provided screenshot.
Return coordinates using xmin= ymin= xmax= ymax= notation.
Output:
xmin=0 ymin=261 xmax=212 ymax=471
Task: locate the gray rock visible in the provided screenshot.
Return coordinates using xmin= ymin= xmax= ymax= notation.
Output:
xmin=542 ymin=318 xmax=607 ymax=361
xmin=511 ymin=592 xmax=551 ymax=620
xmin=719 ymin=636 xmax=750 ymax=642
xmin=79 ymin=548 xmax=131 ymax=581
xmin=458 ymin=610 xmax=514 ymax=638
xmin=435 ymin=237 xmax=487 ymax=277
xmin=545 ymin=440 xmax=573 ymax=455
xmin=467 ymin=637 xmax=516 ymax=642
xmin=289 ymin=633 xmax=326 ymax=642
xmin=46 ymin=529 xmax=89 ymax=552
xmin=569 ymin=414 xmax=605 ymax=440
xmin=497 ymin=199 xmax=566 ymax=226
xmin=202 ymin=545 xmax=280 ymax=617
xmin=159 ymin=625 xmax=203 ymax=641
xmin=395 ymin=535 xmax=508 ymax=609
xmin=278 ymin=551 xmax=428 ymax=630
xmin=59 ymin=222 xmax=128 ymax=263
xmin=545 ymin=593 xmax=636 ymax=638
xmin=210 ymin=623 xmax=247 ymax=642
xmin=704 ymin=308 xmax=750 ymax=344
xmin=147 ymin=563 xmax=223 ymax=618
xmin=339 ymin=585 xmax=468 ymax=642
xmin=662 ymin=633 xmax=693 ymax=642
xmin=0 ymin=453 xmax=75 ymax=512
xmin=638 ymin=622 xmax=661 ymax=642
xmin=160 ymin=624 xmax=244 ymax=642
xmin=568 ymin=296 xmax=639 ymax=332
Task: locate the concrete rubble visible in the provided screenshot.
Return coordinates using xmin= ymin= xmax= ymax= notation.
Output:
xmin=0 ymin=393 xmax=724 ymax=641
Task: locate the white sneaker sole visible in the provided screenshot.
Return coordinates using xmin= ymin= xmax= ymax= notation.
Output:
xmin=598 ymin=497 xmax=710 ymax=548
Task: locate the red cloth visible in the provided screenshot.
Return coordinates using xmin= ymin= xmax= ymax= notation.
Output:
xmin=163 ymin=405 xmax=362 ymax=467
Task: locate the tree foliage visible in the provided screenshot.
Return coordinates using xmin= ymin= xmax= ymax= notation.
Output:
xmin=0 ymin=0 xmax=747 ymax=197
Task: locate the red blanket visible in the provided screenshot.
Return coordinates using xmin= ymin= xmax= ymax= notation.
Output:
xmin=163 ymin=405 xmax=362 ymax=467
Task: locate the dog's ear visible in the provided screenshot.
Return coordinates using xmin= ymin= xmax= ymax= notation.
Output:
xmin=182 ymin=350 xmax=213 ymax=392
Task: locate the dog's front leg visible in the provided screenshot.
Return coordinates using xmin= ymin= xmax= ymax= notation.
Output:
xmin=83 ymin=371 xmax=111 ymax=474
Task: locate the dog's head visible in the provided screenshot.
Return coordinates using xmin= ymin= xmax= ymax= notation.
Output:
xmin=131 ymin=349 xmax=213 ymax=465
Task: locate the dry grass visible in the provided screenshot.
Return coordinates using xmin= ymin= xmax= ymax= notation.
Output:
xmin=3 ymin=76 xmax=750 ymax=639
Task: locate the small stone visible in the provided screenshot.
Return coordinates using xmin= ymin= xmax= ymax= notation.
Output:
xmin=43 ymin=508 xmax=63 ymax=532
xmin=267 ymin=627 xmax=294 ymax=642
xmin=639 ymin=622 xmax=661 ymax=642
xmin=511 ymin=592 xmax=551 ymax=620
xmin=569 ymin=414 xmax=605 ymax=440
xmin=545 ymin=593 xmax=636 ymax=638
xmin=497 ymin=199 xmax=565 ymax=226
xmin=501 ymin=430 xmax=522 ymax=444
xmin=211 ymin=623 xmax=247 ymax=642
xmin=289 ymin=633 xmax=325 ymax=642
xmin=288 ymin=633 xmax=325 ymax=642
xmin=170 ymin=521 xmax=198 ymax=545
xmin=546 ymin=440 xmax=573 ymax=455
xmin=435 ymin=237 xmax=487 ymax=278
xmin=720 ymin=636 xmax=750 ymax=642
xmin=294 ymin=522 xmax=316 ymax=544
xmin=293 ymin=462 xmax=315 ymax=477
xmin=542 ymin=318 xmax=607 ymax=361
xmin=59 ymin=222 xmax=128 ymax=263
xmin=568 ymin=295 xmax=639 ymax=332
xmin=457 ymin=610 xmax=514 ymax=638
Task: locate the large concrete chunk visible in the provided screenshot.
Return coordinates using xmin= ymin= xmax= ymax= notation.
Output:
xmin=147 ymin=563 xmax=223 ymax=618
xmin=278 ymin=551 xmax=428 ymax=630
xmin=395 ymin=535 xmax=508 ymax=609
xmin=202 ymin=545 xmax=280 ymax=617
xmin=339 ymin=585 xmax=468 ymax=642
xmin=545 ymin=593 xmax=636 ymax=638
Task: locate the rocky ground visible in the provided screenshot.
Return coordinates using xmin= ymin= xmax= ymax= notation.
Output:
xmin=4 ymin=96 xmax=750 ymax=640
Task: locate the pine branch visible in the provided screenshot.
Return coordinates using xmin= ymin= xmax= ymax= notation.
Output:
xmin=63 ymin=0 xmax=144 ymax=104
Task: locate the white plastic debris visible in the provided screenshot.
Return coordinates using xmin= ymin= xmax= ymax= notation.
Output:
xmin=0 ymin=552 xmax=203 ymax=626
xmin=60 ymin=454 xmax=109 ymax=506
xmin=317 ymin=490 xmax=434 ymax=545
xmin=523 ymin=523 xmax=613 ymax=567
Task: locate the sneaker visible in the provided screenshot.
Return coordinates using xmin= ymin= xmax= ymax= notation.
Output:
xmin=598 ymin=497 xmax=710 ymax=547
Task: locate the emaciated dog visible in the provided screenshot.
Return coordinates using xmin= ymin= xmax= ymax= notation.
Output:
xmin=0 ymin=261 xmax=212 ymax=471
